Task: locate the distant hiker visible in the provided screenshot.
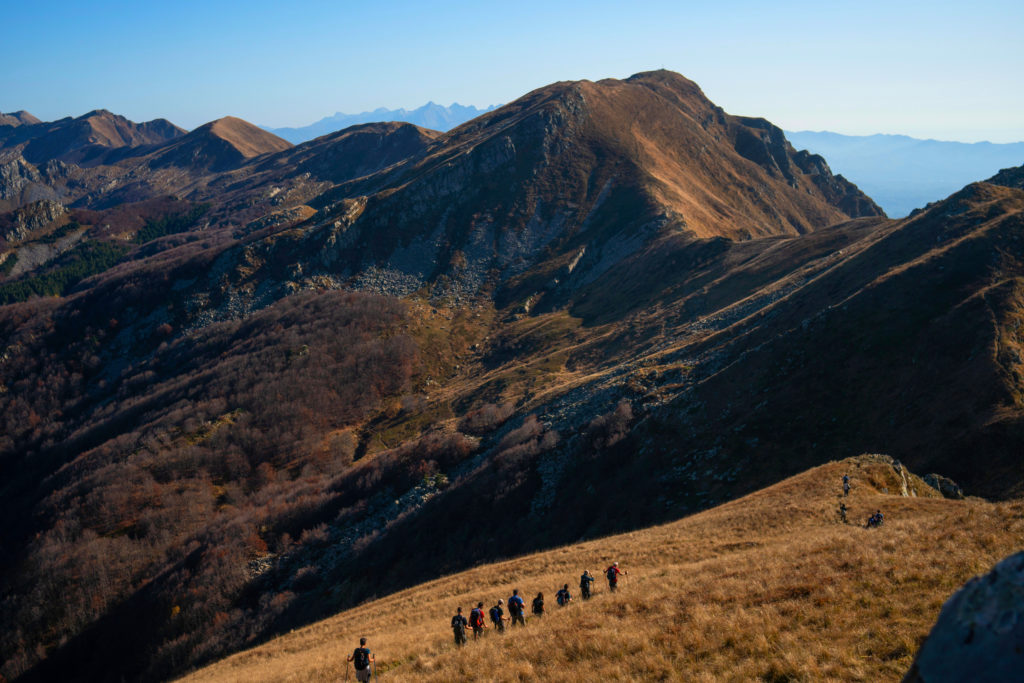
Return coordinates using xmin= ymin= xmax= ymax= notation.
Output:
xmin=839 ymin=502 xmax=848 ymax=524
xmin=469 ymin=601 xmax=487 ymax=640
xmin=866 ymin=510 xmax=884 ymax=529
xmin=556 ymin=584 xmax=572 ymax=606
xmin=606 ymin=562 xmax=627 ymax=592
xmin=843 ymin=474 xmax=851 ymax=497
xmin=532 ymin=592 xmax=545 ymax=617
xmin=490 ymin=599 xmax=508 ymax=632
xmin=508 ymin=589 xmax=526 ymax=627
xmin=347 ymin=637 xmax=374 ymax=682
xmin=451 ymin=607 xmax=468 ymax=646
xmin=580 ymin=570 xmax=595 ymax=599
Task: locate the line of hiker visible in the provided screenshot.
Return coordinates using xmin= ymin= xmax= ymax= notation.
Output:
xmin=450 ymin=563 xmax=629 ymax=645
xmin=837 ymin=473 xmax=887 ymax=528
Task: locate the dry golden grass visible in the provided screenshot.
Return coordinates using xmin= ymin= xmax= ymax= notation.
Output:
xmin=180 ymin=456 xmax=1023 ymax=682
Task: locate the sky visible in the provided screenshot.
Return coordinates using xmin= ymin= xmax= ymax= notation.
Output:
xmin=2 ymin=0 xmax=1022 ymax=142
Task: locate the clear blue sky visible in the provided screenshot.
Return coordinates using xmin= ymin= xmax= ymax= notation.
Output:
xmin=3 ymin=0 xmax=1022 ymax=142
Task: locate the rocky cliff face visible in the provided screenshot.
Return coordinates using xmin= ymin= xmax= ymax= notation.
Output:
xmin=3 ymin=199 xmax=67 ymax=243
xmin=0 ymin=155 xmax=50 ymax=207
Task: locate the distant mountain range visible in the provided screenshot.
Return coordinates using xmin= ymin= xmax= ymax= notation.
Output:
xmin=264 ymin=102 xmax=499 ymax=143
xmin=786 ymin=130 xmax=1024 ymax=217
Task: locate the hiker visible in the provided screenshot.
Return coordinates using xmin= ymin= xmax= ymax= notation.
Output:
xmin=580 ymin=570 xmax=595 ymax=599
xmin=490 ymin=599 xmax=508 ymax=632
xmin=843 ymin=474 xmax=851 ymax=497
xmin=451 ymin=607 xmax=468 ymax=646
xmin=347 ymin=637 xmax=374 ymax=682
xmin=839 ymin=501 xmax=848 ymax=524
xmin=866 ymin=510 xmax=884 ymax=528
xmin=508 ymin=589 xmax=526 ymax=627
xmin=532 ymin=592 xmax=545 ymax=618
xmin=556 ymin=583 xmax=572 ymax=607
xmin=606 ymin=561 xmax=627 ymax=592
xmin=469 ymin=601 xmax=487 ymax=640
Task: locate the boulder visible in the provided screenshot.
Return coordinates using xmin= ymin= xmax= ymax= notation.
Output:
xmin=904 ymin=551 xmax=1024 ymax=682
xmin=922 ymin=473 xmax=964 ymax=499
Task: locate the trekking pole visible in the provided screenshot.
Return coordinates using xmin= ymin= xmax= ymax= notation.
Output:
xmin=344 ymin=659 xmax=350 ymax=682
xmin=373 ymin=660 xmax=378 ymax=681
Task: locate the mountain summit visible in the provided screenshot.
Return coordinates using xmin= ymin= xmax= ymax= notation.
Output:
xmin=145 ymin=116 xmax=293 ymax=172
xmin=270 ymin=69 xmax=882 ymax=309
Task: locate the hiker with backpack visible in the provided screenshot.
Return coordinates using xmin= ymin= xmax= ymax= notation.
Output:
xmin=347 ymin=637 xmax=374 ymax=682
xmin=843 ymin=474 xmax=851 ymax=497
xmin=490 ymin=599 xmax=508 ymax=632
xmin=580 ymin=570 xmax=595 ymax=599
xmin=508 ymin=589 xmax=526 ymax=627
xmin=866 ymin=510 xmax=884 ymax=528
xmin=451 ymin=607 xmax=468 ymax=646
xmin=556 ymin=584 xmax=572 ymax=607
xmin=532 ymin=592 xmax=545 ymax=618
xmin=606 ymin=562 xmax=627 ymax=592
xmin=469 ymin=601 xmax=487 ymax=640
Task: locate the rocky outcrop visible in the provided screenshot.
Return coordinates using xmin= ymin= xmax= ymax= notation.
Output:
xmin=792 ymin=149 xmax=886 ymax=218
xmin=4 ymin=199 xmax=67 ymax=243
xmin=923 ymin=473 xmax=964 ymax=499
xmin=0 ymin=156 xmax=48 ymax=203
xmin=728 ymin=116 xmax=884 ymax=220
xmin=904 ymin=551 xmax=1024 ymax=682
xmin=986 ymin=164 xmax=1024 ymax=191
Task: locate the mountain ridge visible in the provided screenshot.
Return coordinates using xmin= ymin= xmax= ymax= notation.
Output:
xmin=0 ymin=109 xmax=186 ymax=166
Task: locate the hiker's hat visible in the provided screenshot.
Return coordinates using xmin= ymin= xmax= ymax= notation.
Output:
xmin=498 ymin=598 xmax=504 ymax=604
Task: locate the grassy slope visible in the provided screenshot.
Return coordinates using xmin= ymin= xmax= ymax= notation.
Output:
xmin=181 ymin=455 xmax=1023 ymax=682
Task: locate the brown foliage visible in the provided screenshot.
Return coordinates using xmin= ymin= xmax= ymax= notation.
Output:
xmin=457 ymin=401 xmax=515 ymax=435
xmin=0 ymin=289 xmax=421 ymax=682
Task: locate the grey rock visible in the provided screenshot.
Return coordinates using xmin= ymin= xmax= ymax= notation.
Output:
xmin=923 ymin=473 xmax=965 ymax=499
xmin=4 ymin=199 xmax=67 ymax=243
xmin=904 ymin=551 xmax=1024 ymax=682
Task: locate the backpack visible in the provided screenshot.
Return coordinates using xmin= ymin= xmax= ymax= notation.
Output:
xmin=557 ymin=590 xmax=567 ymax=606
xmin=532 ymin=597 xmax=543 ymax=614
xmin=469 ymin=608 xmax=483 ymax=628
xmin=607 ymin=567 xmax=617 ymax=581
xmin=508 ymin=596 xmax=522 ymax=615
xmin=490 ymin=606 xmax=501 ymax=623
xmin=452 ymin=615 xmax=466 ymax=632
xmin=353 ymin=647 xmax=369 ymax=670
